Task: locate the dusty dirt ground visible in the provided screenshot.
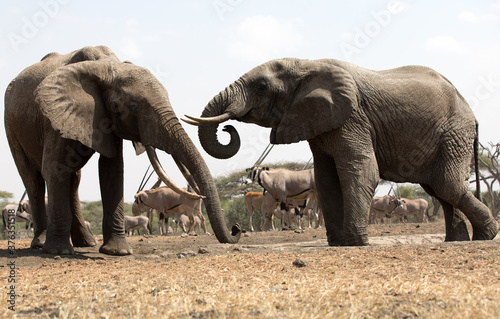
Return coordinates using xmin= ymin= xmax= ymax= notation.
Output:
xmin=1 ymin=220 xmax=500 ymax=318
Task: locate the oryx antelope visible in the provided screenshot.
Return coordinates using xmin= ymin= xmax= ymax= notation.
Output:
xmin=246 ymin=166 xmax=317 ymax=231
xmin=134 ymin=186 xmax=208 ymax=235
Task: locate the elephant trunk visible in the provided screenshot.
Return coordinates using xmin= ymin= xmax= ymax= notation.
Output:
xmin=141 ymin=95 xmax=241 ymax=243
xmin=197 ymin=81 xmax=245 ymax=159
xmin=168 ymin=122 xmax=241 ymax=243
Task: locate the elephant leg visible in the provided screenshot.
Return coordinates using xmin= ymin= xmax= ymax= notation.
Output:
xmin=70 ymin=170 xmax=97 ymax=247
xmin=454 ymin=192 xmax=498 ymax=240
xmin=312 ymin=152 xmax=345 ymax=245
xmin=9 ymin=144 xmax=46 ymax=248
xmin=43 ymin=169 xmax=75 ymax=255
xmin=26 ymin=176 xmax=47 ymax=249
xmin=98 ymin=143 xmax=132 ymax=256
xmin=421 ymin=184 xmax=470 ymax=241
xmin=320 ymin=151 xmax=377 ymax=246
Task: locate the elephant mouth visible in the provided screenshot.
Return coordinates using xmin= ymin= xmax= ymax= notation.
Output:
xmin=145 ymin=146 xmax=204 ymax=200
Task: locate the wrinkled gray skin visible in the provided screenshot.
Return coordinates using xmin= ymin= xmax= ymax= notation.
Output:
xmin=195 ymin=58 xmax=498 ymax=246
xmin=4 ymin=46 xmax=241 ymax=255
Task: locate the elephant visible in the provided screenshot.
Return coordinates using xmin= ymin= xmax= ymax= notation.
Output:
xmin=185 ymin=58 xmax=498 ymax=246
xmin=4 ymin=46 xmax=241 ymax=255
xmin=134 ymin=186 xmax=209 ymax=235
xmin=369 ymin=195 xmax=400 ymax=224
xmin=124 ymin=215 xmax=149 ymax=236
xmin=392 ymin=198 xmax=430 ymax=223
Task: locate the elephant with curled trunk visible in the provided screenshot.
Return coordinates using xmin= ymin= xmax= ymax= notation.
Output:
xmin=4 ymin=46 xmax=241 ymax=255
xmin=185 ymin=58 xmax=498 ymax=246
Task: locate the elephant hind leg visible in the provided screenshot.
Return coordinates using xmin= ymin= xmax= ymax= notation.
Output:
xmin=454 ymin=192 xmax=498 ymax=240
xmin=421 ymin=184 xmax=470 ymax=241
xmin=9 ymin=145 xmax=47 ymax=248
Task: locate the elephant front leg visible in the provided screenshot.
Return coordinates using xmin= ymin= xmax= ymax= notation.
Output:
xmin=313 ymin=154 xmax=346 ymax=245
xmin=98 ymin=144 xmax=132 ymax=256
xmin=69 ymin=170 xmax=97 ymax=247
xmin=312 ymin=142 xmax=377 ymax=246
xmin=42 ymin=175 xmax=75 ymax=255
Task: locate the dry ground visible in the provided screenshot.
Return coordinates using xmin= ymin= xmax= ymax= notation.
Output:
xmin=1 ymin=220 xmax=499 ymax=318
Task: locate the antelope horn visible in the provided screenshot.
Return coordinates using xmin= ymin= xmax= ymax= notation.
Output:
xmin=183 ymin=113 xmax=233 ymax=124
xmin=146 ymin=146 xmax=205 ymax=199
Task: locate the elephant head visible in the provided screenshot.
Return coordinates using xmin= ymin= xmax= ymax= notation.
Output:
xmin=185 ymin=58 xmax=357 ymax=158
xmin=34 ymin=58 xmax=241 ymax=244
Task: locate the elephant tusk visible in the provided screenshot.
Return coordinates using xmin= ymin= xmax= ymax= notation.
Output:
xmin=180 ymin=117 xmax=199 ymax=126
xmin=183 ymin=113 xmax=234 ymax=124
xmin=145 ymin=146 xmax=205 ymax=200
xmin=173 ymin=158 xmax=202 ymax=196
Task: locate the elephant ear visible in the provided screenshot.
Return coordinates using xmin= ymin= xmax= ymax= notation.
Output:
xmin=270 ymin=61 xmax=358 ymax=144
xmin=34 ymin=60 xmax=118 ymax=158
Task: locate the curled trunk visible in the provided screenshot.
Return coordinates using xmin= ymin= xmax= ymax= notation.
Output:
xmin=198 ymin=82 xmax=244 ymax=159
xmin=159 ymin=121 xmax=241 ymax=243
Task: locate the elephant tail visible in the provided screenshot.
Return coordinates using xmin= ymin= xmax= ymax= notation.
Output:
xmin=474 ymin=122 xmax=482 ymax=201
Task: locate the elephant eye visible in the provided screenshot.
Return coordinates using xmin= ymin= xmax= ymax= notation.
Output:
xmin=256 ymin=81 xmax=268 ymax=94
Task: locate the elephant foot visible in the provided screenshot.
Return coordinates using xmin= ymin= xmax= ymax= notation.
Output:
xmin=327 ymin=230 xmax=345 ymax=246
xmin=327 ymin=231 xmax=368 ymax=246
xmin=30 ymin=231 xmax=47 ymax=249
xmin=472 ymin=219 xmax=499 ymax=241
xmin=42 ymin=236 xmax=74 ymax=255
xmin=71 ymin=231 xmax=97 ymax=247
xmin=444 ymin=220 xmax=470 ymax=241
xmin=99 ymin=236 xmax=132 ymax=256
xmin=344 ymin=234 xmax=369 ymax=246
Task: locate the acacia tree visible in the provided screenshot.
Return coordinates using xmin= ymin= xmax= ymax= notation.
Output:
xmin=478 ymin=142 xmax=500 ymax=218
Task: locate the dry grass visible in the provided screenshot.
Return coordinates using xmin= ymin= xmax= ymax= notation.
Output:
xmin=2 ymin=235 xmax=500 ymax=318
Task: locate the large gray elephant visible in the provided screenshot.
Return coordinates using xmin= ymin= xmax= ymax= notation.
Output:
xmin=4 ymin=46 xmax=241 ymax=255
xmin=185 ymin=58 xmax=498 ymax=246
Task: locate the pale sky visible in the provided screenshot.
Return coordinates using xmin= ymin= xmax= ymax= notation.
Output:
xmin=1 ymin=0 xmax=499 ymax=202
